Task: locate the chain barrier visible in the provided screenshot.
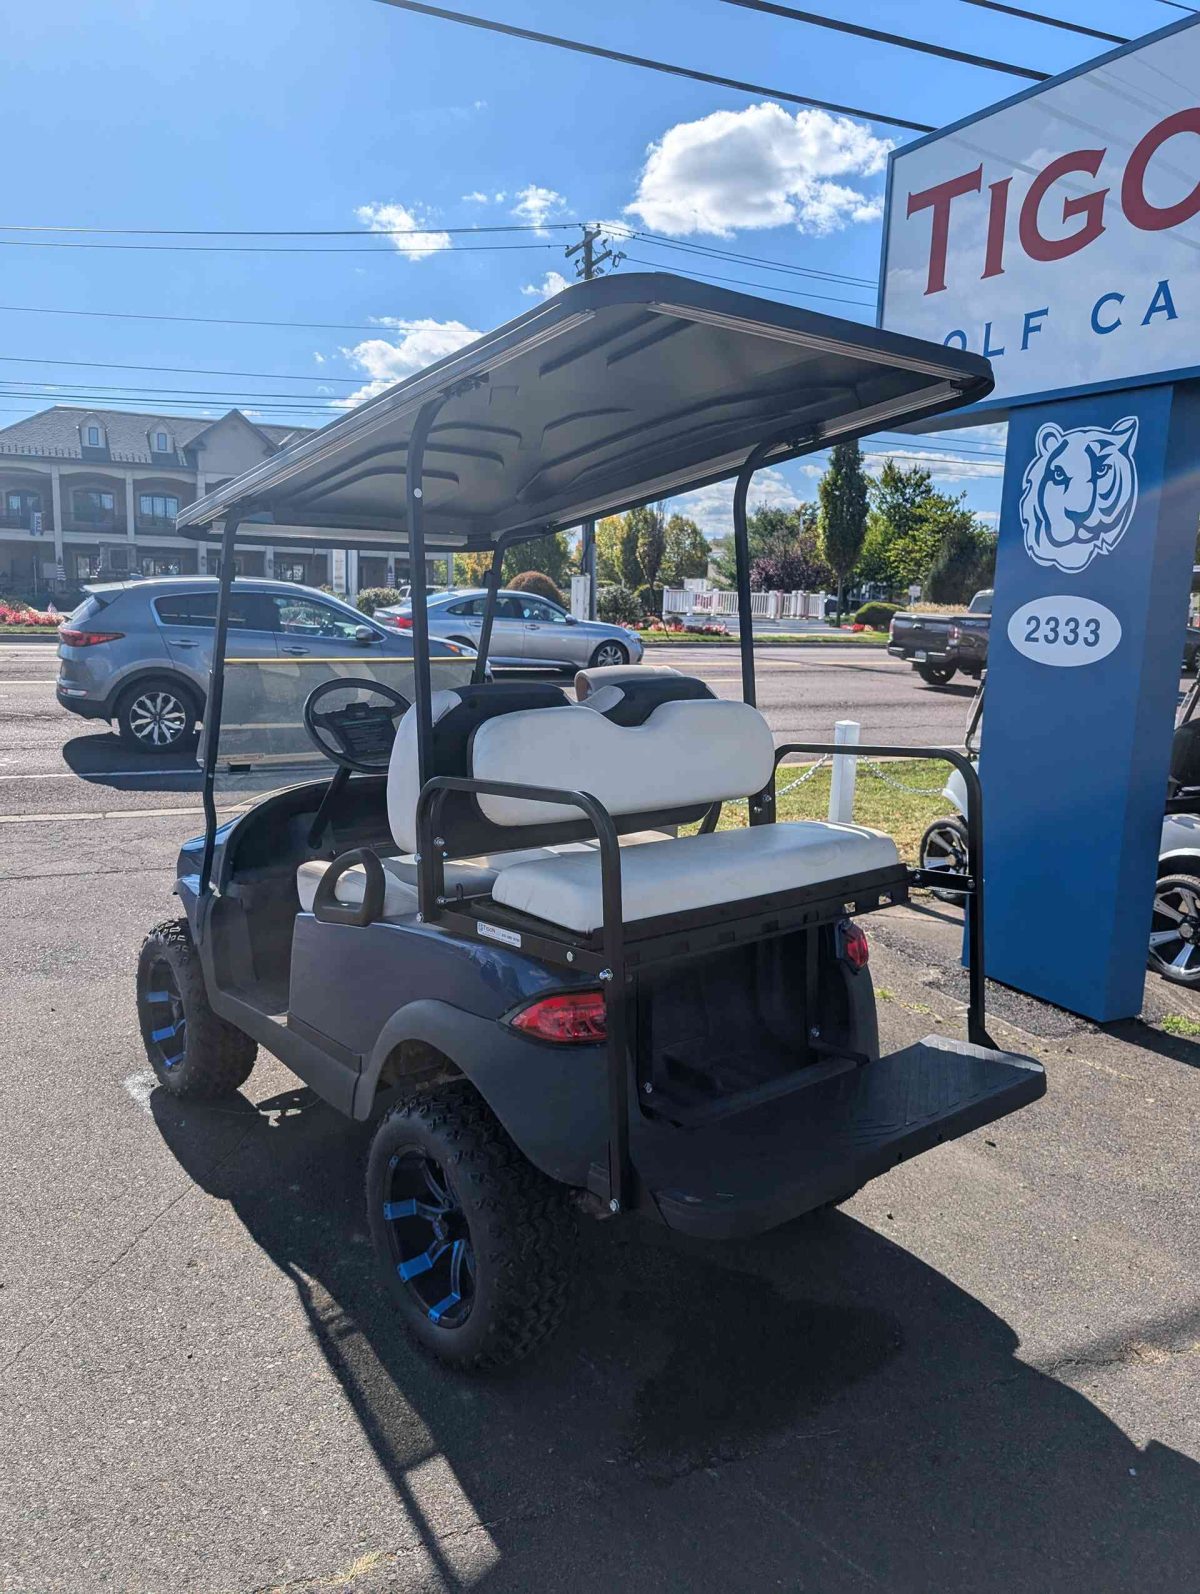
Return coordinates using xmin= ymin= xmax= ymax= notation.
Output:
xmin=776 ymin=754 xmax=830 ymax=795
xmin=860 ymin=758 xmax=951 ymax=798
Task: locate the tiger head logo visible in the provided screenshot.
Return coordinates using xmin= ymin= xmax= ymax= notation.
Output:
xmin=1018 ymin=416 xmax=1139 ymax=574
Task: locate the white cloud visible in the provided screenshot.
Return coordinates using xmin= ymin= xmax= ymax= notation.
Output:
xmin=511 ymin=183 xmax=566 ymax=234
xmin=461 ymin=190 xmax=490 ymax=204
xmin=521 ymin=270 xmax=570 ymax=300
xmin=625 ymin=102 xmax=891 ymax=237
xmin=313 ymin=351 xmax=325 ymax=365
xmin=338 ymin=319 xmax=482 ymax=406
xmin=356 ymin=201 xmax=452 ymax=262
xmin=862 ymin=448 xmax=1003 ymax=483
xmin=669 ymin=468 xmax=803 ymax=539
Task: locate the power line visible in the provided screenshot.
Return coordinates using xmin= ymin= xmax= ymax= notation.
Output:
xmin=0 ymin=221 xmax=577 ymax=237
xmin=0 ymin=237 xmax=557 ymax=255
xmin=0 ymin=353 xmax=362 ymax=385
xmin=955 ymin=1 xmax=1126 ymax=44
xmin=618 ymin=228 xmax=879 ymax=287
xmin=720 ymin=0 xmax=1047 ymax=79
xmin=372 ymin=0 xmax=935 ymax=132
xmin=0 ymin=302 xmax=446 ymax=335
xmin=620 ymin=254 xmax=875 ymax=307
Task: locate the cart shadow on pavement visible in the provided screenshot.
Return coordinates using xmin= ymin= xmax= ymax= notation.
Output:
xmin=150 ymin=1085 xmax=1200 ymax=1593
xmin=61 ymin=730 xmax=200 ymax=790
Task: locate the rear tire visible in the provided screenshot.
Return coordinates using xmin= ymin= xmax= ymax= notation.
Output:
xmin=136 ymin=919 xmax=257 ymax=1097
xmin=589 ymin=641 xmax=629 ymax=668
xmin=920 ymin=815 xmax=969 ymax=904
xmin=917 ymin=663 xmax=956 ymax=687
xmin=116 ymin=675 xmax=197 ymax=753
xmin=366 ymin=1081 xmax=576 ymax=1370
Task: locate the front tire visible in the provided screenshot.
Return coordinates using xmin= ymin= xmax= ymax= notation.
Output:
xmin=1148 ymin=873 xmax=1200 ymax=985
xmin=917 ymin=663 xmax=956 ymax=686
xmin=367 ymin=1081 xmax=576 ymax=1370
xmin=589 ymin=641 xmax=629 ymax=668
xmin=116 ymin=676 xmax=197 ymax=753
xmin=136 ymin=919 xmax=257 ymax=1097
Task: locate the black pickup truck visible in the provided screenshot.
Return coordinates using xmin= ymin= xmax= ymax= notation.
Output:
xmin=888 ymin=589 xmax=991 ymax=686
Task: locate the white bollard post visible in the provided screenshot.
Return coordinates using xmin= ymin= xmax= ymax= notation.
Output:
xmin=828 ymin=720 xmax=860 ymax=824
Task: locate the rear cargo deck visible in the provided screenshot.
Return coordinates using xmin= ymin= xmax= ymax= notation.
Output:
xmin=620 ymin=1035 xmax=1045 ymax=1239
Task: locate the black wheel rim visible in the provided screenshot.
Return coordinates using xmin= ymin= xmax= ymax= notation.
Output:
xmin=129 ymin=689 xmax=187 ymax=746
xmin=143 ymin=959 xmax=187 ymax=1070
xmin=382 ymin=1151 xmax=476 ymax=1328
xmin=1150 ymin=881 xmax=1200 ymax=980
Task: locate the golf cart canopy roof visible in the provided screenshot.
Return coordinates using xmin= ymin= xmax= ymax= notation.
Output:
xmin=176 ymin=273 xmax=992 ymax=553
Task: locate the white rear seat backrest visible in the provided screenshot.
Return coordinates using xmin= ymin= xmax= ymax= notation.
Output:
xmin=387 ymin=689 xmax=460 ymax=853
xmin=470 ymin=698 xmax=775 ymax=828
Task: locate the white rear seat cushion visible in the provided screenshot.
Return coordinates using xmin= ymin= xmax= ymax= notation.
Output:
xmin=471 ymin=698 xmax=775 ymax=828
xmin=387 ymin=689 xmax=461 ymax=853
xmin=490 ymin=821 xmax=900 ymax=934
xmin=296 ymin=832 xmax=673 ymax=918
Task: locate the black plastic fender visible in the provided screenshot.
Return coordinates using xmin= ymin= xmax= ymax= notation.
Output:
xmin=356 ymin=998 xmax=607 ymax=1188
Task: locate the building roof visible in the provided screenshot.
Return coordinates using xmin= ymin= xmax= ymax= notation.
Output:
xmin=0 ymin=405 xmax=311 ymax=465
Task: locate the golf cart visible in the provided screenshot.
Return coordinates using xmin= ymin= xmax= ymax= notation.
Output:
xmin=137 ymin=274 xmax=1045 ymax=1369
xmin=922 ymin=672 xmax=1200 ymax=985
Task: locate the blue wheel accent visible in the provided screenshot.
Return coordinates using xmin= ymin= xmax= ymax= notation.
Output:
xmin=144 ymin=991 xmax=171 ymax=1003
xmin=150 ymin=1023 xmax=180 ymax=1042
xmin=141 ymin=958 xmax=188 ymax=1076
xmin=382 ymin=1151 xmax=475 ymax=1329
xmin=161 ymin=1052 xmax=185 ymax=1070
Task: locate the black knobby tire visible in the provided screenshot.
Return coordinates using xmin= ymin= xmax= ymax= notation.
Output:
xmin=920 ymin=815 xmax=969 ymax=905
xmin=136 ymin=919 xmax=257 ymax=1097
xmin=1148 ymin=872 xmax=1200 ymax=986
xmin=366 ymin=1081 xmax=577 ymax=1370
xmin=917 ymin=663 xmax=956 ymax=687
xmin=589 ymin=641 xmax=629 ymax=669
xmin=116 ymin=675 xmax=198 ymax=753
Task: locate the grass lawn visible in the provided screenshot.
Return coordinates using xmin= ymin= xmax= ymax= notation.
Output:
xmin=701 ymin=757 xmax=955 ymax=863
xmin=0 ymin=625 xmax=58 ymax=637
xmin=639 ymin=630 xmax=888 ymax=647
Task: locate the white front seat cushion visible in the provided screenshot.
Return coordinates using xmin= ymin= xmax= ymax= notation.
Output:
xmin=490 ymin=821 xmax=900 ymax=934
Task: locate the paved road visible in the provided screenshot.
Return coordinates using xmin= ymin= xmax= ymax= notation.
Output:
xmin=2 ymin=639 xmax=1199 ymax=1593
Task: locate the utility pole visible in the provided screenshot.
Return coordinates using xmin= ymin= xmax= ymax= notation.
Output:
xmin=566 ymin=225 xmax=625 ymax=618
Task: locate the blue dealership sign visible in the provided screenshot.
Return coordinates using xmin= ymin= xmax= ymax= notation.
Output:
xmin=980 ymin=383 xmax=1200 ymax=1019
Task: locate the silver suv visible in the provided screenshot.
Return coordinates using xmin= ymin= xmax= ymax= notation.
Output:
xmin=56 ymin=577 xmax=470 ymax=754
xmin=374 ymin=587 xmax=644 ymax=671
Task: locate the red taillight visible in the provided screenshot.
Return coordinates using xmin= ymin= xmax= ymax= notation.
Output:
xmin=841 ymin=922 xmax=869 ymax=970
xmin=510 ymin=991 xmax=607 ymax=1044
xmin=57 ymin=627 xmax=124 ymax=647
xmin=383 ymin=614 xmax=413 ymax=631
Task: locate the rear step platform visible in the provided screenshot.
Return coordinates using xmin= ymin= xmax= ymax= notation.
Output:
xmin=631 ymin=1034 xmax=1045 ymax=1239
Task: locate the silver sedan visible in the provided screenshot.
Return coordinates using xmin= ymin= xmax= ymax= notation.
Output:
xmin=374 ymin=588 xmax=644 ymax=670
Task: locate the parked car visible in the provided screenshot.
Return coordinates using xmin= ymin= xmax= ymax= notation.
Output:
xmin=888 ymin=589 xmax=992 ymax=686
xmin=374 ymin=586 xmax=644 ymax=670
xmin=55 ymin=577 xmax=474 ymax=753
xmin=891 ymin=587 xmax=1200 ymax=686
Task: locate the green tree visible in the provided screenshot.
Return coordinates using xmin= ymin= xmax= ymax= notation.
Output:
xmin=711 ymin=503 xmax=819 ymax=587
xmin=634 ymin=504 xmax=668 ymax=612
xmin=818 ymin=442 xmax=869 ymax=621
xmin=660 ymin=514 xmax=710 ymax=587
xmin=924 ymin=515 xmax=997 ymax=602
xmin=453 ymin=551 xmax=494 ymax=586
xmin=888 ymin=489 xmax=977 ymax=588
xmin=595 ymin=513 xmax=643 ymax=588
xmin=501 ymin=530 xmax=571 ymax=587
xmin=855 ymin=509 xmax=896 ymax=589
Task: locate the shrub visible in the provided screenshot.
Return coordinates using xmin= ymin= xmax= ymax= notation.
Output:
xmin=853 ymin=600 xmax=900 ymax=630
xmin=508 ymin=570 xmax=565 ymax=607
xmin=355 ymin=586 xmax=405 ymax=615
xmin=597 ymin=584 xmax=642 ymax=626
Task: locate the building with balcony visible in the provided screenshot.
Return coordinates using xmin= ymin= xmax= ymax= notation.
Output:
xmin=0 ymin=405 xmax=408 ymax=599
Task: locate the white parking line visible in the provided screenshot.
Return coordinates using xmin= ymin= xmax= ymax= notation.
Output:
xmin=0 ymin=804 xmax=245 ymax=825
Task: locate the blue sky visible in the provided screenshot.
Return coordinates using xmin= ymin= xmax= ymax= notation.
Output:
xmin=1 ymin=0 xmax=1184 ymax=536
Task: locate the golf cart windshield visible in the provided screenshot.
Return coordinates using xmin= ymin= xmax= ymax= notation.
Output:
xmin=205 ymin=651 xmax=475 ymax=801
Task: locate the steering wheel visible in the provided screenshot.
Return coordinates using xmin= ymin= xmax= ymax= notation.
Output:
xmin=302 ymin=678 xmax=411 ymax=774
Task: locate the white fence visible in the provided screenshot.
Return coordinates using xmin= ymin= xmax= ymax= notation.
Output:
xmin=662 ymin=586 xmax=829 ymax=621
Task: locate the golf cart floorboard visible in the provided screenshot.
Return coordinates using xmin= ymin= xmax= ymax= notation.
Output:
xmin=634 ymin=1033 xmax=1045 ymax=1239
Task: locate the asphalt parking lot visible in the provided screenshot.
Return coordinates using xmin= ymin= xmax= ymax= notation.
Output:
xmin=2 ymin=639 xmax=1199 ymax=1594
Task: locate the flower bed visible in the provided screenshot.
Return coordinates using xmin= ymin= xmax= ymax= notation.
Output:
xmin=636 ymin=616 xmax=729 ymax=637
xmin=0 ymin=600 xmax=60 ymax=628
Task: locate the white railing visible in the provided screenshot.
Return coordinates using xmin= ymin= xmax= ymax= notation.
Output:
xmin=662 ymin=586 xmax=829 ymax=621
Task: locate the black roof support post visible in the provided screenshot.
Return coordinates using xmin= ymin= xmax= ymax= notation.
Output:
xmin=198 ymin=509 xmax=242 ymax=899
xmin=732 ymin=446 xmax=766 ymax=709
xmin=471 ymin=539 xmax=506 ymax=685
xmin=406 ymin=396 xmax=448 ymax=789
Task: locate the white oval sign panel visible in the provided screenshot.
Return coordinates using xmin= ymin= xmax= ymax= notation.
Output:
xmin=1007 ymin=595 xmax=1122 ymax=667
